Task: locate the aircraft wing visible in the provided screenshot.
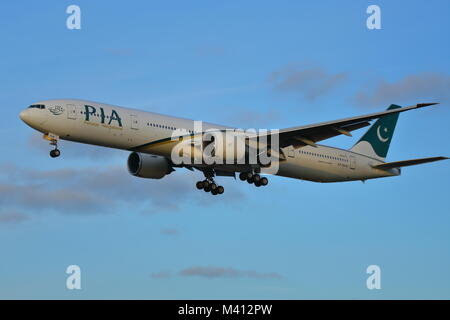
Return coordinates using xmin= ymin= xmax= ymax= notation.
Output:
xmin=372 ymin=156 xmax=449 ymax=169
xmin=272 ymin=103 xmax=438 ymax=148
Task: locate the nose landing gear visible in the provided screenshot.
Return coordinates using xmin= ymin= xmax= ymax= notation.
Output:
xmin=44 ymin=133 xmax=61 ymax=158
xmin=50 ymin=149 xmax=61 ymax=158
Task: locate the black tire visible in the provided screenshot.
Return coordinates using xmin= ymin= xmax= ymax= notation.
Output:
xmin=211 ymin=189 xmax=218 ymax=195
xmin=260 ymin=177 xmax=268 ymax=186
xmin=247 ymin=177 xmax=253 ymax=184
xmin=255 ymin=181 xmax=262 ymax=187
xmin=239 ymin=172 xmax=247 ymax=181
xmin=253 ymin=174 xmax=261 ymax=183
xmin=50 ymin=150 xmax=60 ymax=158
xmin=217 ymin=186 xmax=224 ymax=194
xmin=196 ymin=181 xmax=204 ymax=189
xmin=210 ymin=183 xmax=217 ymax=190
xmin=202 ymin=180 xmax=210 ymax=189
xmin=204 ymin=186 xmax=211 ymax=192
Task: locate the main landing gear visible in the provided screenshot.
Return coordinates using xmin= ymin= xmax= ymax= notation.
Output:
xmin=239 ymin=172 xmax=268 ymax=187
xmin=195 ymin=179 xmax=225 ymax=195
xmin=195 ymin=171 xmax=225 ymax=196
xmin=44 ymin=133 xmax=61 ymax=158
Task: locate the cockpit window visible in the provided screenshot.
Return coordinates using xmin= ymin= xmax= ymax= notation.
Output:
xmin=28 ymin=104 xmax=45 ymax=109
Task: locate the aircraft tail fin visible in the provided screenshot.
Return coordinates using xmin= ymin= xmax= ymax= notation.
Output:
xmin=350 ymin=104 xmax=401 ymax=161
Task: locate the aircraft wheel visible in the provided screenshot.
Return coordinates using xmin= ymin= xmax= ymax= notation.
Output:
xmin=253 ymin=174 xmax=261 ymax=183
xmin=50 ymin=149 xmax=60 ymax=158
xmin=196 ymin=181 xmax=204 ymax=190
xmin=260 ymin=177 xmax=268 ymax=186
xmin=247 ymin=177 xmax=253 ymax=184
xmin=239 ymin=172 xmax=247 ymax=181
xmin=210 ymin=183 xmax=217 ymax=190
xmin=217 ymin=186 xmax=224 ymax=194
xmin=202 ymin=180 xmax=210 ymax=189
xmin=204 ymin=186 xmax=211 ymax=192
xmin=211 ymin=189 xmax=218 ymax=195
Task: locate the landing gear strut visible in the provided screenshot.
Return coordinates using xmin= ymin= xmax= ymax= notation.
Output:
xmin=44 ymin=133 xmax=61 ymax=158
xmin=239 ymin=172 xmax=268 ymax=187
xmin=195 ymin=172 xmax=225 ymax=196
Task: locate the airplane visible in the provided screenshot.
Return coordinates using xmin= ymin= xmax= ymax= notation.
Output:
xmin=19 ymin=99 xmax=448 ymax=195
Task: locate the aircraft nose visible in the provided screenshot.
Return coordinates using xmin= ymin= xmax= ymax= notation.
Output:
xmin=19 ymin=109 xmax=30 ymax=123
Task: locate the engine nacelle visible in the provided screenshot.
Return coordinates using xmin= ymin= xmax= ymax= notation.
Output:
xmin=127 ymin=152 xmax=173 ymax=179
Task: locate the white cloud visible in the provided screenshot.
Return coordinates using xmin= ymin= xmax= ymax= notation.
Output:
xmin=179 ymin=266 xmax=282 ymax=279
xmin=353 ymin=72 xmax=450 ymax=107
xmin=269 ymin=64 xmax=348 ymax=101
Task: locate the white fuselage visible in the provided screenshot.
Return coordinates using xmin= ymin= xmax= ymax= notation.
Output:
xmin=19 ymin=99 xmax=400 ymax=182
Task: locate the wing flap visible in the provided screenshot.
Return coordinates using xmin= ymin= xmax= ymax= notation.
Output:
xmin=286 ymin=121 xmax=371 ymax=148
xmin=372 ymin=157 xmax=449 ymax=169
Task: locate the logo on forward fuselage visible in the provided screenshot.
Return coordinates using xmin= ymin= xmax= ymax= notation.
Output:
xmin=49 ymin=105 xmax=65 ymax=115
xmin=84 ymin=105 xmax=122 ymax=127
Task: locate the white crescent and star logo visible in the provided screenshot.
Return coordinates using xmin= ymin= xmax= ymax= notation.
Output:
xmin=376 ymin=125 xmax=389 ymax=142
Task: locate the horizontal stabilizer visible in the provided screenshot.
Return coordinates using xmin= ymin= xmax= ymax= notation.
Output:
xmin=372 ymin=156 xmax=449 ymax=170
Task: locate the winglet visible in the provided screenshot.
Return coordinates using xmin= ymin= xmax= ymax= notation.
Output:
xmin=417 ymin=102 xmax=439 ymax=108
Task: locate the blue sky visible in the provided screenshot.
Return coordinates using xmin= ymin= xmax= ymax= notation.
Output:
xmin=0 ymin=1 xmax=449 ymax=299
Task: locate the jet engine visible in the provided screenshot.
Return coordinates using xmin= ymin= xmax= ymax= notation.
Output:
xmin=127 ymin=152 xmax=173 ymax=179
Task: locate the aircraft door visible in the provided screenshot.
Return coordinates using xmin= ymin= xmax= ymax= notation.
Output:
xmin=349 ymin=155 xmax=356 ymax=169
xmin=67 ymin=104 xmax=77 ymax=120
xmin=287 ymin=146 xmax=295 ymax=158
xmin=130 ymin=115 xmax=139 ymax=130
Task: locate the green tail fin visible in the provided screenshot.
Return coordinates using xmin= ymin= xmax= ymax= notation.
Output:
xmin=350 ymin=104 xmax=401 ymax=160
